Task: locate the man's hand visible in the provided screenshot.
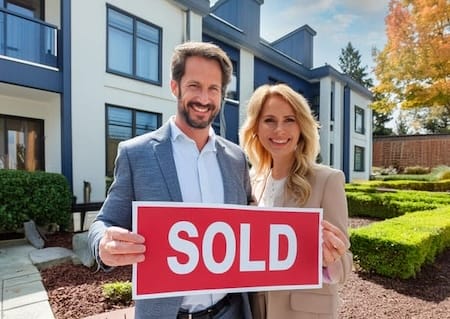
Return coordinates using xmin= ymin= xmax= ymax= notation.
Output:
xmin=99 ymin=226 xmax=146 ymax=266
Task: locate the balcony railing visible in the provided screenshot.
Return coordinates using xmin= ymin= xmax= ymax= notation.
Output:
xmin=0 ymin=8 xmax=58 ymax=69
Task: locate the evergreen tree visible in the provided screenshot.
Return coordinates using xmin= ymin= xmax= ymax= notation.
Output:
xmin=338 ymin=42 xmax=373 ymax=88
xmin=373 ymin=110 xmax=393 ymax=136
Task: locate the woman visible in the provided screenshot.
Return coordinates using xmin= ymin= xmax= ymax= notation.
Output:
xmin=240 ymin=83 xmax=353 ymax=319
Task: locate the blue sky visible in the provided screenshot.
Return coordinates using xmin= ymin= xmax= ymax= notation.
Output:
xmin=260 ymin=0 xmax=389 ymax=76
xmin=212 ymin=0 xmax=390 ymax=79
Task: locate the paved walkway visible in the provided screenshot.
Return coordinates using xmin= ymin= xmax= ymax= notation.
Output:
xmin=0 ymin=238 xmax=135 ymax=319
xmin=0 ymin=239 xmax=54 ymax=319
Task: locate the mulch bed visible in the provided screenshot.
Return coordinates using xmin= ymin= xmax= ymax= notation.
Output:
xmin=42 ymin=232 xmax=133 ymax=319
xmin=40 ymin=220 xmax=450 ymax=319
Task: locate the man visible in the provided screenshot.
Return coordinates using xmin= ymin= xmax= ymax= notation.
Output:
xmin=88 ymin=41 xmax=253 ymax=319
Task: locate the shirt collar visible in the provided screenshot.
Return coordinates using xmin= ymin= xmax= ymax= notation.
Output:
xmin=169 ymin=116 xmax=217 ymax=152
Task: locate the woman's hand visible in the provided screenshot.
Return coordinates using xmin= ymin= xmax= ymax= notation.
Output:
xmin=321 ymin=220 xmax=349 ymax=267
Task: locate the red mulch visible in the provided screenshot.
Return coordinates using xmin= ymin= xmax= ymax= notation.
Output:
xmin=42 ymin=232 xmax=133 ymax=319
xmin=40 ymin=220 xmax=450 ymax=319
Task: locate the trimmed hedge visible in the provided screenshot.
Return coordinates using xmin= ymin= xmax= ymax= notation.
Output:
xmin=351 ymin=179 xmax=450 ymax=192
xmin=0 ymin=169 xmax=72 ymax=232
xmin=345 ymin=186 xmax=450 ymax=219
xmin=350 ymin=206 xmax=450 ymax=279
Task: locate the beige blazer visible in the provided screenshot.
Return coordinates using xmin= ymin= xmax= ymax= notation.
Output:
xmin=250 ymin=165 xmax=353 ymax=319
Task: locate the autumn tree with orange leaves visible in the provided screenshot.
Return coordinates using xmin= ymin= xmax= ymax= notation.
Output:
xmin=373 ymin=0 xmax=449 ymax=132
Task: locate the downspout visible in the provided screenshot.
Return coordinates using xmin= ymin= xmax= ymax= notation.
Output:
xmin=61 ymin=0 xmax=73 ymax=190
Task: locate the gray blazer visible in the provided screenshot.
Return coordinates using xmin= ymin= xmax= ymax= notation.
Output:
xmin=88 ymin=121 xmax=253 ymax=319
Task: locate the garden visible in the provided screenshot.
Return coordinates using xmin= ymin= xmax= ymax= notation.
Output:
xmin=1 ymin=166 xmax=449 ymax=318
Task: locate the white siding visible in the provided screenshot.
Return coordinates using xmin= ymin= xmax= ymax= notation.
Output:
xmin=349 ymin=91 xmax=372 ymax=181
xmin=70 ymin=0 xmax=200 ymax=201
xmin=238 ymin=48 xmax=254 ymax=128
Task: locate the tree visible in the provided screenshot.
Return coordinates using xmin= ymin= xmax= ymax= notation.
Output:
xmin=373 ymin=0 xmax=450 ymax=116
xmin=415 ymin=106 xmax=450 ymax=133
xmin=338 ymin=42 xmax=374 ymax=88
xmin=395 ymin=109 xmax=410 ymax=135
xmin=373 ymin=110 xmax=394 ymax=136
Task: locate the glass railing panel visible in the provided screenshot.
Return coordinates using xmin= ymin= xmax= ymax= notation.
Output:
xmin=0 ymin=9 xmax=58 ymax=68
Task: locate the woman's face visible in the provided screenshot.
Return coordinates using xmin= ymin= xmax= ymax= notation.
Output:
xmin=256 ymin=95 xmax=300 ymax=160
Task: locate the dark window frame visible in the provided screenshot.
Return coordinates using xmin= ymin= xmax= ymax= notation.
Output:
xmin=0 ymin=114 xmax=45 ymax=171
xmin=106 ymin=4 xmax=162 ymax=85
xmin=354 ymin=145 xmax=365 ymax=172
xmin=330 ymin=81 xmax=335 ymax=122
xmin=105 ymin=104 xmax=162 ymax=177
xmin=354 ymin=105 xmax=365 ymax=134
xmin=330 ymin=143 xmax=334 ymax=166
xmin=225 ymin=59 xmax=239 ymax=102
xmin=1 ymin=0 xmax=44 ymax=20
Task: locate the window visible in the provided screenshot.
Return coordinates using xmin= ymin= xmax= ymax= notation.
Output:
xmin=354 ymin=146 xmax=365 ymax=172
xmin=225 ymin=60 xmax=238 ymax=101
xmin=106 ymin=105 xmax=161 ymax=176
xmin=107 ymin=6 xmax=162 ymax=84
xmin=330 ymin=81 xmax=335 ymax=122
xmin=0 ymin=115 xmax=44 ymax=171
xmin=2 ymin=0 xmax=43 ymax=19
xmin=330 ymin=143 xmax=334 ymax=166
xmin=311 ymin=95 xmax=320 ymax=120
xmin=355 ymin=106 xmax=365 ymax=134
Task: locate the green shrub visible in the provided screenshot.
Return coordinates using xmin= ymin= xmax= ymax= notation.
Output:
xmin=345 ymin=187 xmax=449 ymax=219
xmin=350 ymin=207 xmax=450 ymax=279
xmin=0 ymin=169 xmax=72 ymax=232
xmin=372 ymin=166 xmax=450 ymax=184
xmin=102 ymin=281 xmax=132 ymax=305
xmin=437 ymin=168 xmax=450 ymax=180
xmin=348 ymin=179 xmax=450 ymax=193
xmin=403 ymin=166 xmax=430 ymax=175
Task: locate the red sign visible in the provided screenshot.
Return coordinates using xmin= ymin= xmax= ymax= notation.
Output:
xmin=132 ymin=202 xmax=322 ymax=299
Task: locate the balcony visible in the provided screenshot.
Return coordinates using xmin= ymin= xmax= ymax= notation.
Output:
xmin=0 ymin=8 xmax=58 ymax=69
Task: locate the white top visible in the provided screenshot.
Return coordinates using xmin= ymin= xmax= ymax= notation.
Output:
xmin=258 ymin=170 xmax=287 ymax=208
xmin=170 ymin=117 xmax=226 ymax=312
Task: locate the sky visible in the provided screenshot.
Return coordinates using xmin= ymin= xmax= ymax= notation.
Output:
xmin=259 ymin=0 xmax=390 ymax=76
xmin=212 ymin=0 xmax=390 ymax=79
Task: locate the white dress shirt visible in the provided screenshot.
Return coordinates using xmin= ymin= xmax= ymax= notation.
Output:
xmin=170 ymin=118 xmax=226 ymax=312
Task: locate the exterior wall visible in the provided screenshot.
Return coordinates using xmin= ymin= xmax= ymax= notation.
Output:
xmin=349 ymin=90 xmax=372 ymax=181
xmin=318 ymin=78 xmax=331 ymax=165
xmin=238 ymin=48 xmax=254 ymax=128
xmin=318 ymin=77 xmax=374 ymax=181
xmin=373 ymin=135 xmax=450 ymax=169
xmin=45 ymin=0 xmax=60 ymax=27
xmin=332 ymin=80 xmax=344 ymax=169
xmin=187 ymin=11 xmax=204 ymax=41
xmin=70 ymin=0 xmax=195 ymax=201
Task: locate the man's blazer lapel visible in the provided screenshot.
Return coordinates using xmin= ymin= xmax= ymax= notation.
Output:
xmin=152 ymin=123 xmax=183 ymax=202
xmin=216 ymin=140 xmax=238 ymax=204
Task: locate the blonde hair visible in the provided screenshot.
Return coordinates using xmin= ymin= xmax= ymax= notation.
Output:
xmin=240 ymin=83 xmax=320 ymax=204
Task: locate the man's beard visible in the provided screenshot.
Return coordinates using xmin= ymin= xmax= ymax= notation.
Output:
xmin=179 ymin=100 xmax=219 ymax=129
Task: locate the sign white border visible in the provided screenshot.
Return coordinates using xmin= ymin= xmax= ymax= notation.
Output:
xmin=132 ymin=201 xmax=323 ymax=300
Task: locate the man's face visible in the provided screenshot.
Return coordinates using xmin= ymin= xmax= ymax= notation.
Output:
xmin=171 ymin=56 xmax=223 ymax=130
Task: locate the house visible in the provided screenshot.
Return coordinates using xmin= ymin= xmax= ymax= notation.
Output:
xmin=0 ymin=0 xmax=372 ymax=203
